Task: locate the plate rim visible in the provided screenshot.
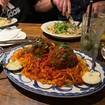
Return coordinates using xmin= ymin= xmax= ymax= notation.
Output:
xmin=4 ymin=70 xmax=105 ymax=98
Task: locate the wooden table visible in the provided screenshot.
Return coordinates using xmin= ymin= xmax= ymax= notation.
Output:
xmin=0 ymin=23 xmax=105 ymax=105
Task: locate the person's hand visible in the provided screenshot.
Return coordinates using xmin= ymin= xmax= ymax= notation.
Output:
xmin=0 ymin=0 xmax=9 ymax=7
xmin=87 ymin=1 xmax=105 ymax=14
xmin=53 ymin=0 xmax=71 ymax=17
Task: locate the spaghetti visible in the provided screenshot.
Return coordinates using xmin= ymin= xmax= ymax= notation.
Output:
xmin=10 ymin=44 xmax=90 ymax=87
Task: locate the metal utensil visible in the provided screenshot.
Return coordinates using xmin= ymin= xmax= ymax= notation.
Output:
xmin=67 ymin=16 xmax=81 ymax=27
xmin=68 ymin=16 xmax=74 ymax=24
xmin=86 ymin=0 xmax=93 ymax=33
xmin=0 ymin=39 xmax=33 ymax=45
xmin=77 ymin=22 xmax=81 ymax=27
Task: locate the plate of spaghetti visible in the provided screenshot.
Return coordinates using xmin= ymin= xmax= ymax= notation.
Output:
xmin=41 ymin=21 xmax=81 ymax=40
xmin=3 ymin=37 xmax=105 ymax=98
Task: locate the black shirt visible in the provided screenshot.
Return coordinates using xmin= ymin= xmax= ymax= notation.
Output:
xmin=5 ymin=0 xmax=35 ymax=22
xmin=33 ymin=0 xmax=90 ymax=23
xmin=3 ymin=0 xmax=103 ymax=23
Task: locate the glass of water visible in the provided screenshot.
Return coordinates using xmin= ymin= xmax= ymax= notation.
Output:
xmin=80 ymin=12 xmax=105 ymax=67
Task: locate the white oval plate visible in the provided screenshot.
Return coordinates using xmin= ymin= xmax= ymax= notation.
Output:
xmin=3 ymin=46 xmax=105 ymax=98
xmin=41 ymin=21 xmax=81 ymax=39
xmin=0 ymin=31 xmax=26 ymax=46
xmin=0 ymin=18 xmax=18 ymax=29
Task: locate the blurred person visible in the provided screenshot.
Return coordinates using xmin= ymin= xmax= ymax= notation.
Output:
xmin=0 ymin=0 xmax=35 ymax=22
xmin=1 ymin=0 xmax=105 ymax=23
xmin=34 ymin=0 xmax=70 ymax=22
xmin=86 ymin=1 xmax=105 ymax=14
xmin=34 ymin=0 xmax=105 ymax=22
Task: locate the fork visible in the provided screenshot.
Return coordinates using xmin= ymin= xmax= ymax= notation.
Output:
xmin=67 ymin=15 xmax=81 ymax=27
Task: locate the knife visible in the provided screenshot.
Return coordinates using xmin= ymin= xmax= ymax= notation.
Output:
xmin=0 ymin=39 xmax=33 ymax=45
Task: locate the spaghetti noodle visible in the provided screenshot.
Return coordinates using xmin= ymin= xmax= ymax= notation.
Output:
xmin=47 ymin=21 xmax=81 ymax=35
xmin=10 ymin=44 xmax=90 ymax=87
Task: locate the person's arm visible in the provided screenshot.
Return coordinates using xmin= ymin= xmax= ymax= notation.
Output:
xmin=87 ymin=1 xmax=105 ymax=14
xmin=34 ymin=0 xmax=71 ymax=17
xmin=34 ymin=0 xmax=53 ymax=12
xmin=0 ymin=0 xmax=9 ymax=7
xmin=54 ymin=0 xmax=71 ymax=17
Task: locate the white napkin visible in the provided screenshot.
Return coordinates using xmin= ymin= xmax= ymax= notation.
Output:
xmin=0 ymin=27 xmax=21 ymax=41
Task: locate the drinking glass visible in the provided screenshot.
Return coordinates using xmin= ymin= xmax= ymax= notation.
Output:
xmin=80 ymin=12 xmax=105 ymax=68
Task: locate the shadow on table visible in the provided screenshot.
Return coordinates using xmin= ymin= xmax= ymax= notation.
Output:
xmin=9 ymin=79 xmax=105 ymax=105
